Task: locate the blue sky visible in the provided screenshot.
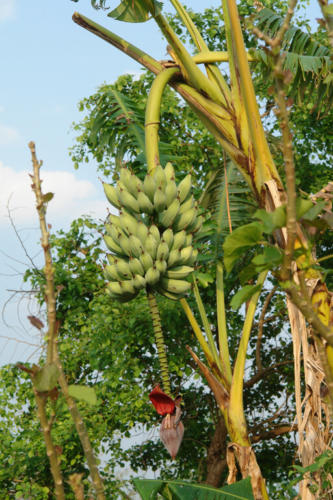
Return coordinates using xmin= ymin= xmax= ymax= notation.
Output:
xmin=0 ymin=0 xmax=322 ymax=364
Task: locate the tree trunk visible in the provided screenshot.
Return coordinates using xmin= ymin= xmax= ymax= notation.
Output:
xmin=205 ymin=417 xmax=228 ymax=487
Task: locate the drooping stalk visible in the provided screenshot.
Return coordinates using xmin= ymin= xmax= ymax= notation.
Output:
xmin=145 ymin=67 xmax=178 ymax=172
xmin=147 ymin=291 xmax=172 ymax=396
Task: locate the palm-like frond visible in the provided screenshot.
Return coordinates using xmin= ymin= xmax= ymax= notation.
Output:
xmin=254 ymin=8 xmax=332 ymax=110
xmin=200 ymin=162 xmax=255 ymax=260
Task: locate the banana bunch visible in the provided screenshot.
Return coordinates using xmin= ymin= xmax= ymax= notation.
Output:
xmin=103 ymin=164 xmax=202 ymax=302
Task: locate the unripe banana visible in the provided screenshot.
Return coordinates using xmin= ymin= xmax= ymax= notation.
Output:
xmin=161 ymin=228 xmax=174 ymax=249
xmin=161 ymin=278 xmax=191 ymax=295
xmin=178 ymin=195 xmax=194 ymax=215
xmin=107 ymin=281 xmax=123 ymax=296
xmin=138 ymin=191 xmax=154 ymax=214
xmin=157 ymin=287 xmax=180 ymax=301
xmin=120 ymin=168 xmax=142 ymax=197
xmin=168 ymin=248 xmax=182 ymax=268
xmin=164 ymin=162 xmax=175 ymax=182
xmin=165 ymin=265 xmax=193 ymax=279
xmin=107 ymin=254 xmax=118 ymax=266
xmin=108 ymin=213 xmax=121 ymax=226
xmin=145 ymin=234 xmax=159 ymax=259
xmin=119 ymin=280 xmax=137 ymax=295
xmin=140 ymin=251 xmax=154 ymax=272
xmin=171 ymin=230 xmax=187 ymax=250
xmin=104 ymin=264 xmax=120 ymax=281
xmin=179 ymin=246 xmax=193 ymax=265
xmin=177 ymin=174 xmax=192 ymax=203
xmin=153 ymin=187 xmax=166 ymax=213
xmin=133 ymin=274 xmax=146 ymax=290
xmin=164 ymin=180 xmax=178 ymax=206
xmin=115 ymin=259 xmax=133 ymax=280
xmin=103 ymin=183 xmax=121 ymax=209
xmin=153 ymin=164 xmax=166 ymax=189
xmin=159 ymin=198 xmax=180 ymax=228
xmin=119 ymin=168 xmax=133 ymax=191
xmin=145 ymin=267 xmax=160 ymax=286
xmin=184 ymin=234 xmax=193 ymax=247
xmin=104 ymin=235 xmax=123 ymax=255
xmin=155 ymin=259 xmax=167 ymax=274
xmin=187 ymin=248 xmax=198 ymax=266
xmin=119 ymin=212 xmax=138 ymax=236
xmin=136 ymin=221 xmax=149 ymax=244
xmin=149 ymin=225 xmax=160 ymax=243
xmin=118 ymin=187 xmax=140 ymax=213
xmin=188 ymin=215 xmax=203 ymax=234
xmin=143 ymin=174 xmax=156 ymax=202
xmin=156 ymin=241 xmax=169 ymax=261
xmin=118 ymin=234 xmax=132 ymax=256
xmin=128 ymin=235 xmax=144 ymax=258
xmin=128 ymin=257 xmax=145 ymax=276
xmin=173 ymin=207 xmax=196 ymax=232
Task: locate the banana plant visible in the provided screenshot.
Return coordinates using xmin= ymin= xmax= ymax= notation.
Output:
xmin=72 ymin=0 xmax=333 ymax=498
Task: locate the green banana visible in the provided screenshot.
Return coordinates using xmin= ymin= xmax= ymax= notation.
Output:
xmin=133 ymin=274 xmax=146 ymax=290
xmin=161 ymin=278 xmax=191 ymax=294
xmin=145 ymin=234 xmax=159 ymax=259
xmin=128 ymin=235 xmax=144 ymax=258
xmin=108 ymin=214 xmax=121 ymax=228
xmin=119 ymin=212 xmax=139 ymax=236
xmin=104 ymin=235 xmax=123 ymax=255
xmin=164 ymin=180 xmax=178 ymax=206
xmin=153 ymin=164 xmax=166 ymax=189
xmin=171 ymin=230 xmax=187 ymax=250
xmin=161 ymin=228 xmax=174 ymax=249
xmin=178 ymin=195 xmax=194 ymax=215
xmin=149 ymin=225 xmax=161 ymax=243
xmin=164 ymin=162 xmax=175 ymax=182
xmin=103 ymin=183 xmax=121 ymax=209
xmin=187 ymin=248 xmax=198 ymax=266
xmin=118 ymin=187 xmax=140 ymax=213
xmin=107 ymin=281 xmax=123 ymax=296
xmin=156 ymin=241 xmax=169 ymax=261
xmin=118 ymin=234 xmax=132 ymax=256
xmin=145 ymin=267 xmax=160 ymax=286
xmin=138 ymin=190 xmax=154 ymax=214
xmin=104 ymin=264 xmax=120 ymax=281
xmin=179 ymin=246 xmax=193 ymax=265
xmin=136 ymin=221 xmax=149 ymax=244
xmin=143 ymin=174 xmax=156 ymax=202
xmin=187 ymin=215 xmax=203 ymax=234
xmin=156 ymin=287 xmax=180 ymax=301
xmin=159 ymin=198 xmax=180 ymax=228
xmin=173 ymin=207 xmax=196 ymax=231
xmin=177 ymin=174 xmax=192 ymax=203
xmin=128 ymin=257 xmax=145 ymax=276
xmin=119 ymin=280 xmax=137 ymax=295
xmin=115 ymin=260 xmax=133 ymax=280
xmin=107 ymin=254 xmax=118 ymax=265
xmin=153 ymin=187 xmax=166 ymax=213
xmin=168 ymin=248 xmax=182 ymax=267
xmin=184 ymin=234 xmax=193 ymax=247
xmin=165 ymin=265 xmax=193 ymax=279
xmin=155 ymin=259 xmax=167 ymax=274
xmin=140 ymin=251 xmax=154 ymax=272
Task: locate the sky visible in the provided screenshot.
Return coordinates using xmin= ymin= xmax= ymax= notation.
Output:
xmin=0 ymin=0 xmax=322 ymax=365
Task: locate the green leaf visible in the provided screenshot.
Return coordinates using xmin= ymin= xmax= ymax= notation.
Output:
xmin=133 ymin=478 xmax=254 ymax=499
xmin=34 ymin=363 xmax=59 ymax=392
xmin=108 ymin=0 xmax=162 ymax=23
xmin=194 ymin=271 xmax=214 ymax=288
xmin=254 ymin=206 xmax=286 ymax=233
xmin=296 ymin=198 xmax=314 ymax=219
xmin=301 ymin=200 xmax=326 ymax=221
xmin=230 ymin=284 xmax=262 ymax=310
xmin=132 ymin=479 xmax=164 ymax=499
xmin=251 ymin=247 xmax=283 ymax=271
xmin=223 ymin=222 xmax=263 ymax=272
xmin=68 ymin=385 xmax=97 ymax=405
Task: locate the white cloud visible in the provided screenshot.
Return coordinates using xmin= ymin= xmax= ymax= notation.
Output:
xmin=0 ymin=123 xmax=19 ymax=145
xmin=0 ymin=0 xmax=15 ymax=22
xmin=0 ymin=161 xmax=107 ymax=226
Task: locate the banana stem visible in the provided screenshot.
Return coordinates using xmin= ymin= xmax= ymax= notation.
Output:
xmin=216 ymin=261 xmax=232 ymax=384
xmin=147 ymin=291 xmax=172 ymax=396
xmin=145 ymin=67 xmax=178 ymax=173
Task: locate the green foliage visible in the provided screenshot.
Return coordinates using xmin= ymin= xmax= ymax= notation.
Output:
xmin=34 ymin=363 xmax=59 ymax=392
xmin=133 ymin=477 xmax=254 ymax=499
xmin=68 ymin=385 xmax=98 ymax=405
